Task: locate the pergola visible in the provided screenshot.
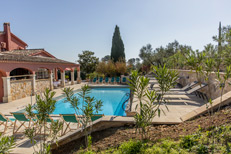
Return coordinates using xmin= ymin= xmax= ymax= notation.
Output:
xmin=0 ymin=52 xmax=80 ymax=103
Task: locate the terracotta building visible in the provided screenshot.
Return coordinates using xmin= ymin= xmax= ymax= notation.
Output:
xmin=0 ymin=23 xmax=80 ymax=103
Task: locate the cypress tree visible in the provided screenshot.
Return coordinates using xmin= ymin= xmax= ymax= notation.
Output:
xmin=218 ymin=22 xmax=222 ymax=54
xmin=111 ymin=25 xmax=125 ymax=62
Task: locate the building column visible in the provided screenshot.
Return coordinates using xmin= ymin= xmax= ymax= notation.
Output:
xmin=61 ymin=70 xmax=65 ymax=87
xmin=54 ymin=68 xmax=58 ymax=81
xmin=2 ymin=76 xmax=12 ymax=103
xmin=71 ymin=71 xmax=74 ymax=85
xmin=32 ymin=72 xmax=36 ymax=95
xmin=49 ymin=71 xmax=54 ymax=90
xmin=77 ymin=70 xmax=81 ymax=80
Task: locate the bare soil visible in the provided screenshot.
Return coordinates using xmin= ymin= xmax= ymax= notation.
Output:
xmin=52 ymin=106 xmax=231 ymax=154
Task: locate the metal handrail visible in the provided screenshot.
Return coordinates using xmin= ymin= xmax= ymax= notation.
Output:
xmin=121 ymin=93 xmax=130 ymax=111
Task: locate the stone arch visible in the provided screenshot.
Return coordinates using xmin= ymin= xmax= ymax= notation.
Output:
xmin=10 ymin=67 xmax=33 ymax=75
xmin=10 ymin=67 xmax=33 ymax=80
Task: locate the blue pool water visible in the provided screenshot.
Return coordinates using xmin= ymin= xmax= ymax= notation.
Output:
xmin=52 ymin=88 xmax=130 ymax=116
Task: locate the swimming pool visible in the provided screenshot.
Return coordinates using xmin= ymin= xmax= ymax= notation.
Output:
xmin=52 ymin=88 xmax=130 ymax=116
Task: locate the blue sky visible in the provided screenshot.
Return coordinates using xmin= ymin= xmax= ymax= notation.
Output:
xmin=0 ymin=0 xmax=230 ymax=63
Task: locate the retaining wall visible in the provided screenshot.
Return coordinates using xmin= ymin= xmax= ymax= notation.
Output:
xmin=177 ymin=70 xmax=231 ymax=100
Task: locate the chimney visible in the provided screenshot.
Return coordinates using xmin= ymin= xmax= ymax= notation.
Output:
xmin=3 ymin=23 xmax=11 ymax=51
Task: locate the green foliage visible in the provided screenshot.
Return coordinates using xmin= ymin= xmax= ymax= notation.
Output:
xmin=87 ymin=135 xmax=92 ymax=150
xmin=25 ymin=127 xmax=37 ymax=145
xmin=50 ymin=120 xmax=63 ymax=144
xmin=111 ymin=25 xmax=125 ymax=63
xmin=25 ymin=88 xmax=62 ymax=154
xmin=118 ymin=140 xmax=143 ymax=154
xmin=101 ymin=55 xmax=111 ymax=62
xmin=96 ymin=60 xmax=128 ymax=76
xmin=146 ymin=140 xmax=188 ymax=154
xmin=180 ymin=135 xmax=198 ymax=150
xmin=63 ymin=87 xmax=80 ymax=115
xmin=216 ymin=66 xmax=231 ymax=110
xmin=34 ymin=89 xmax=56 ymax=122
xmin=128 ymin=70 xmax=157 ymax=139
xmin=78 ymin=50 xmax=99 ymax=74
xmin=192 ymin=144 xmax=209 ymax=154
xmin=0 ymin=134 xmax=15 ymax=154
xmin=139 ymin=41 xmax=191 ymax=67
xmin=88 ymin=72 xmax=98 ymax=80
xmin=153 ymin=64 xmax=179 ymax=95
xmin=127 ymin=58 xmax=142 ymax=71
xmin=62 ymin=85 xmax=103 ymax=148
xmin=77 ymin=123 xmax=231 ymax=153
xmin=153 ymin=65 xmax=178 ymax=116
xmin=128 ymin=66 xmax=178 ymax=140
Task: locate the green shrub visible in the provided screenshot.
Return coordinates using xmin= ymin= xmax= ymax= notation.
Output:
xmin=180 ymin=135 xmax=198 ymax=150
xmin=118 ymin=140 xmax=142 ymax=154
xmin=192 ymin=144 xmax=209 ymax=154
xmin=142 ymin=140 xmax=188 ymax=154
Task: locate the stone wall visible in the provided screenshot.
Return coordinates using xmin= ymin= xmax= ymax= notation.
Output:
xmin=36 ymin=79 xmax=50 ymax=94
xmin=177 ymin=70 xmax=231 ymax=100
xmin=10 ymin=79 xmax=32 ymax=100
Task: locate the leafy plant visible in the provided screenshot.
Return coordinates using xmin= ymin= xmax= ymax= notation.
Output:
xmin=96 ymin=60 xmax=128 ymax=77
xmin=77 ymin=50 xmax=99 ymax=75
xmin=192 ymin=144 xmax=209 ymax=154
xmin=128 ymin=65 xmax=178 ymax=140
xmin=128 ymin=70 xmax=157 ymax=139
xmin=180 ymin=135 xmax=198 ymax=150
xmin=0 ymin=134 xmax=15 ymax=154
xmin=215 ymin=65 xmax=231 ymax=111
xmin=152 ymin=64 xmax=178 ymax=116
xmin=25 ymin=88 xmax=63 ymax=154
xmin=63 ymin=85 xmax=103 ymax=149
xmin=118 ymin=140 xmax=143 ymax=154
xmin=186 ymin=50 xmax=205 ymax=84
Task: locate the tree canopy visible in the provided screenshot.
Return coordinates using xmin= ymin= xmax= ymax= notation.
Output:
xmin=111 ymin=25 xmax=125 ymax=62
xmin=77 ymin=50 xmax=99 ymax=74
xmin=101 ymin=55 xmax=111 ymax=62
xmin=139 ymin=40 xmax=192 ymax=66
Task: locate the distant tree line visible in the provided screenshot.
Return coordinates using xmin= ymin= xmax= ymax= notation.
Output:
xmin=139 ymin=23 xmax=231 ymax=72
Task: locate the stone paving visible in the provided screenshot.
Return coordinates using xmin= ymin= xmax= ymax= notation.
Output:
xmin=131 ymin=93 xmax=206 ymax=124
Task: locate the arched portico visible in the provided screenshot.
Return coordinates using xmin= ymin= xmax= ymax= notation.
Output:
xmin=0 ymin=60 xmax=80 ymax=103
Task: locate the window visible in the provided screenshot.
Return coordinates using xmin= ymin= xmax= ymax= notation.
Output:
xmin=36 ymin=68 xmax=49 ymax=79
